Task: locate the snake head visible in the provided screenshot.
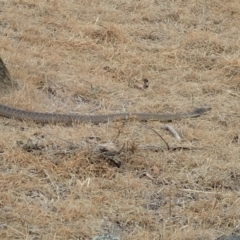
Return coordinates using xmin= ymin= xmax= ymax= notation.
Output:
xmin=193 ymin=106 xmax=211 ymax=115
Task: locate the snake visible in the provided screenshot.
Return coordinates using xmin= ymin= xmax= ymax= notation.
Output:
xmin=0 ymin=104 xmax=211 ymax=124
xmin=0 ymin=57 xmax=211 ymax=124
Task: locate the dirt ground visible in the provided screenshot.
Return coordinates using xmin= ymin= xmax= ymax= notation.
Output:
xmin=0 ymin=0 xmax=240 ymax=239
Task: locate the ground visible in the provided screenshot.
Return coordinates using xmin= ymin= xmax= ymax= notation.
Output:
xmin=0 ymin=0 xmax=240 ymax=239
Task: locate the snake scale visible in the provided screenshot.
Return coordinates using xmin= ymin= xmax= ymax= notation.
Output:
xmin=0 ymin=57 xmax=211 ymax=124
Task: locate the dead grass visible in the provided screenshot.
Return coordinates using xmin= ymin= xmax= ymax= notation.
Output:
xmin=0 ymin=0 xmax=240 ymax=239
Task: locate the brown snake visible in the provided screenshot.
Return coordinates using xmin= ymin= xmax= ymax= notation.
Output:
xmin=0 ymin=58 xmax=211 ymax=124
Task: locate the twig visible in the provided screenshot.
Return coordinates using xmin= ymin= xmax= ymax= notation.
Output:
xmin=142 ymin=123 xmax=170 ymax=150
xmin=162 ymin=124 xmax=181 ymax=141
xmin=138 ymin=144 xmax=206 ymax=152
xmin=113 ymin=121 xmax=126 ymax=142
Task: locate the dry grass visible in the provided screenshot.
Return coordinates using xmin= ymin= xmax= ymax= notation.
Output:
xmin=0 ymin=0 xmax=240 ymax=239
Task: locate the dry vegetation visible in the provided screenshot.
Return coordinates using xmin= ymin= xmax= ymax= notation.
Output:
xmin=0 ymin=0 xmax=240 ymax=239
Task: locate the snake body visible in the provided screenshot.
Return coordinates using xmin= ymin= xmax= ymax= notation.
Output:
xmin=0 ymin=57 xmax=210 ymax=124
xmin=0 ymin=104 xmax=211 ymax=124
